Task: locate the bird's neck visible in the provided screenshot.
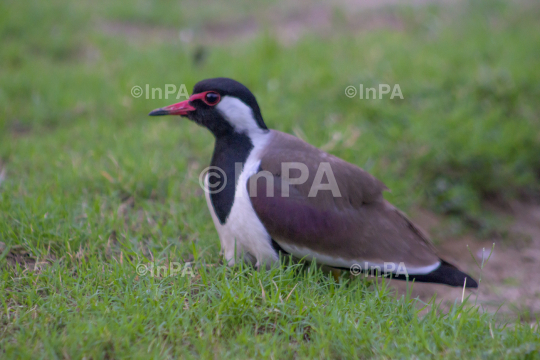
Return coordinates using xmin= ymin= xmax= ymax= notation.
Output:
xmin=210 ymin=131 xmax=255 ymax=169
xmin=210 ymin=129 xmax=269 ymax=169
xmin=208 ymin=131 xmax=254 ymax=224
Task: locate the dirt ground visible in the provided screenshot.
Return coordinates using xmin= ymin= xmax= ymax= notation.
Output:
xmin=390 ymin=202 xmax=540 ymax=322
xmin=101 ymin=0 xmax=462 ymax=46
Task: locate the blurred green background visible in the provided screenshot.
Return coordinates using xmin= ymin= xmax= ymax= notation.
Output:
xmin=1 ymin=0 xmax=540 ymax=358
xmin=2 ymin=0 xmax=539 ymax=228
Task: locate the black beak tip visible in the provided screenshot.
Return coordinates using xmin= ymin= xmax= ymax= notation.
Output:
xmin=148 ymin=109 xmax=168 ymax=116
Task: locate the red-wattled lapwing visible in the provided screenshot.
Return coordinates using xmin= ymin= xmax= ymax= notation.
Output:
xmin=149 ymin=77 xmax=478 ymax=288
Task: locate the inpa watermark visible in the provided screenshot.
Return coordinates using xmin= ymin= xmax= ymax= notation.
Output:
xmin=199 ymin=162 xmax=342 ymax=198
xmin=136 ymin=262 xmax=196 ymax=278
xmin=345 ymin=84 xmax=404 ymax=99
xmin=131 ymin=84 xmax=190 ymax=99
xmin=349 ymin=262 xmax=408 ymax=277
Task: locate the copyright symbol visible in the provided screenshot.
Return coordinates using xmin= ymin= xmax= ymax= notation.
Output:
xmin=199 ymin=166 xmax=227 ymax=194
xmin=131 ymin=85 xmax=143 ymax=98
xmin=345 ymin=85 xmax=357 ymax=98
xmin=136 ymin=264 xmax=148 ymax=276
xmin=350 ymin=263 xmax=362 ymax=276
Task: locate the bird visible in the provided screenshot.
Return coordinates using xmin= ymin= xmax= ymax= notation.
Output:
xmin=149 ymin=77 xmax=478 ymax=288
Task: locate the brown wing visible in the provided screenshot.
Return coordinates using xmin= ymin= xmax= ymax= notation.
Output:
xmin=248 ymin=131 xmax=440 ymax=270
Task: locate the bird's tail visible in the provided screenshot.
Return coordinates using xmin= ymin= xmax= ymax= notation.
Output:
xmin=392 ymin=260 xmax=478 ymax=288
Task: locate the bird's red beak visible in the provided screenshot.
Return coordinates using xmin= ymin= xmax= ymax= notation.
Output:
xmin=148 ymin=99 xmax=196 ymax=116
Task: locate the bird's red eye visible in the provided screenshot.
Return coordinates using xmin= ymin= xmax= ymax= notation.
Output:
xmin=204 ymin=92 xmax=220 ymax=106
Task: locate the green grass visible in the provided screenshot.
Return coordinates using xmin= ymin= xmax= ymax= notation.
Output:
xmin=1 ymin=0 xmax=540 ymax=358
xmin=2 ymin=261 xmax=539 ymax=359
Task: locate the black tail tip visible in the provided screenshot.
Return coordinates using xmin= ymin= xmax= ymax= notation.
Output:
xmin=391 ymin=261 xmax=478 ymax=288
xmin=430 ymin=262 xmax=478 ymax=288
xmin=463 ymin=275 xmax=478 ymax=288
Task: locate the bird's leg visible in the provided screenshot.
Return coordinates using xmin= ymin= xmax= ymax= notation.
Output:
xmin=222 ymin=237 xmax=242 ymax=266
xmin=223 ymin=247 xmax=238 ymax=266
xmin=331 ymin=269 xmax=341 ymax=282
xmin=254 ymin=258 xmax=274 ymax=270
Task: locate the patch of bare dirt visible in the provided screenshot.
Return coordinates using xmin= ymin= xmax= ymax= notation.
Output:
xmin=390 ymin=202 xmax=540 ymax=322
xmin=0 ymin=242 xmax=52 ymax=273
xmin=337 ymin=0 xmax=460 ymax=10
xmin=9 ymin=120 xmax=32 ymax=137
xmin=100 ymin=22 xmax=180 ymax=44
xmin=99 ymin=0 xmax=460 ymax=46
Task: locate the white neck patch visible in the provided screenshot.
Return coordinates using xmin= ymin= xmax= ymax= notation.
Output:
xmin=216 ymin=96 xmax=262 ymax=134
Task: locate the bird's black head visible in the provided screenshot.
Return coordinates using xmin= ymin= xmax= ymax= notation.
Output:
xmin=149 ymin=77 xmax=268 ymax=137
